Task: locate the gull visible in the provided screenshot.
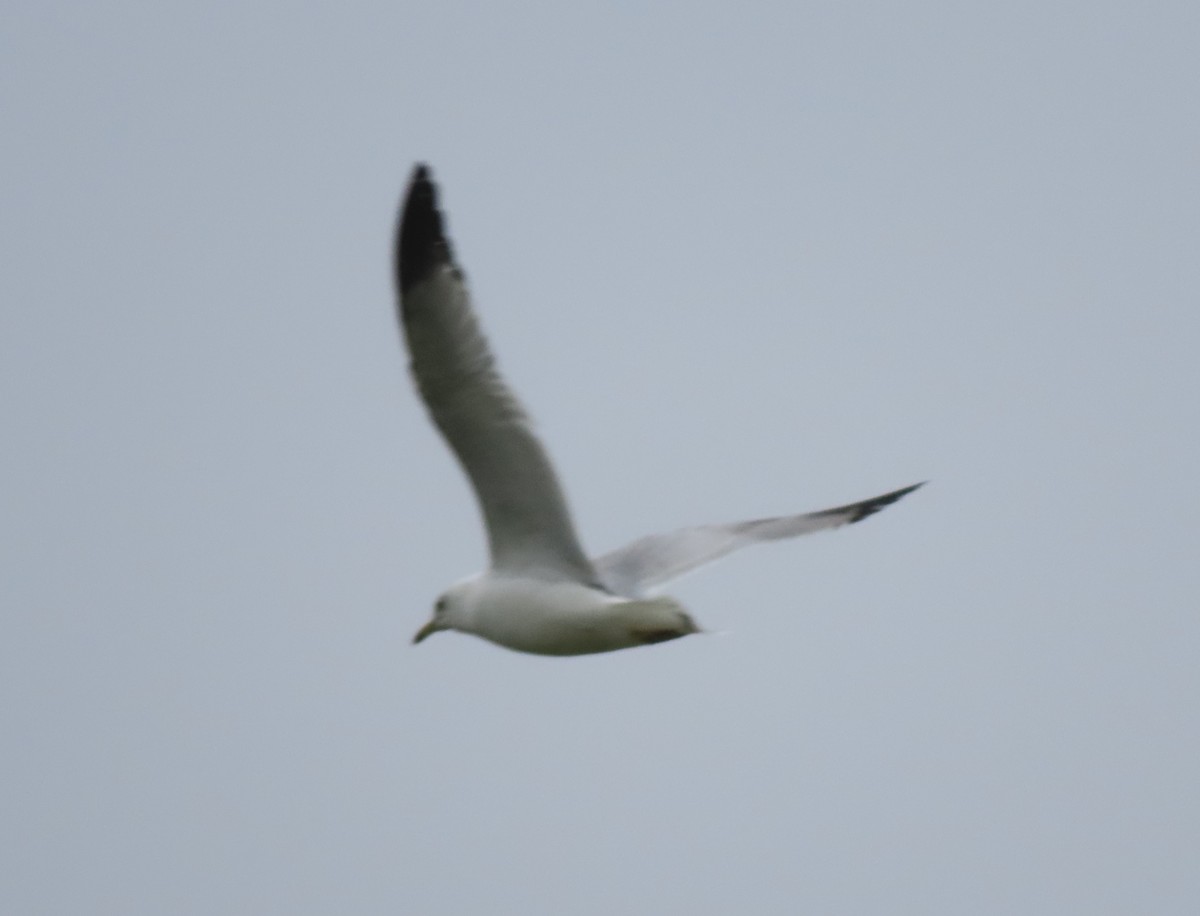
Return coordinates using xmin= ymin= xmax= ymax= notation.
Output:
xmin=397 ymin=164 xmax=921 ymax=656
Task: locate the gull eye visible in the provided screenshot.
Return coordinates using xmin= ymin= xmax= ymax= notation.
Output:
xmin=435 ymin=596 xmax=447 ymax=613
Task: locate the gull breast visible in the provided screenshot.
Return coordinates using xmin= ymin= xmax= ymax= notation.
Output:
xmin=470 ymin=578 xmax=696 ymax=656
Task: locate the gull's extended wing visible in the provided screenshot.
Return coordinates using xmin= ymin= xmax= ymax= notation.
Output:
xmin=595 ymin=483 xmax=924 ymax=597
xmin=396 ymin=165 xmax=599 ymax=584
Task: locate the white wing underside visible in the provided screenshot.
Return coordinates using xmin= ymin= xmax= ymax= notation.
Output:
xmin=398 ymin=166 xmax=921 ymax=596
xmin=402 ymin=269 xmax=600 ymax=584
xmin=397 ymin=168 xmax=600 ymax=585
xmin=594 ymin=483 xmax=923 ymax=598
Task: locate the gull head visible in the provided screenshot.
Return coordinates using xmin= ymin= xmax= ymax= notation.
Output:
xmin=412 ymin=579 xmax=476 ymax=644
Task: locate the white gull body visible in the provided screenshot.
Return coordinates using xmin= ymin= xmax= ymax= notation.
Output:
xmin=396 ymin=164 xmax=921 ymax=656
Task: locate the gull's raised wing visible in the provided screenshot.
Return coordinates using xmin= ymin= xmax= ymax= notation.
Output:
xmin=396 ymin=165 xmax=599 ymax=584
xmin=595 ymin=483 xmax=924 ymax=597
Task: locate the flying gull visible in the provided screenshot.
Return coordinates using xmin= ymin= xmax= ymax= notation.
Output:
xmin=397 ymin=164 xmax=921 ymax=656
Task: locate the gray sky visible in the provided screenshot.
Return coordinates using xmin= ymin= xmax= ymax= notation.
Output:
xmin=4 ymin=1 xmax=1199 ymax=913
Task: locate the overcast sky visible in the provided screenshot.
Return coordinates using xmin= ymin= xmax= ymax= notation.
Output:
xmin=4 ymin=2 xmax=1199 ymax=913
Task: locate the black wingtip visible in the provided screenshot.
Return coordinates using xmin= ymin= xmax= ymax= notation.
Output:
xmin=846 ymin=481 xmax=926 ymax=523
xmin=812 ymin=481 xmax=926 ymax=525
xmin=396 ymin=163 xmax=454 ymax=295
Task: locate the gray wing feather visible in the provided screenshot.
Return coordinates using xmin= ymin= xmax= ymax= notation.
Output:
xmin=595 ymin=483 xmax=924 ymax=597
xmin=396 ymin=165 xmax=599 ymax=584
